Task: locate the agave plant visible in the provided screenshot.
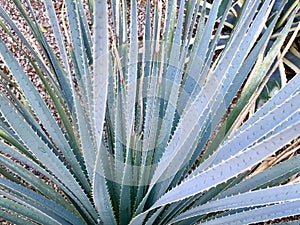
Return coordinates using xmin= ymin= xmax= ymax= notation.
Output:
xmin=0 ymin=0 xmax=300 ymax=224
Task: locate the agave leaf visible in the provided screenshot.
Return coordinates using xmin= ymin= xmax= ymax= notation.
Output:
xmin=142 ymin=0 xmax=164 ymax=153
xmin=225 ymin=3 xmax=299 ymax=133
xmin=161 ymin=0 xmax=186 ymax=137
xmin=125 ymin=0 xmax=138 ymax=139
xmin=198 ymin=0 xmax=232 ymax=78
xmin=0 ymin=209 xmax=37 ymax=225
xmin=152 ymin=0 xmax=275 ymax=203
xmin=0 ymin=129 xmax=36 ymax=163
xmin=198 ymin=200 xmax=300 ymax=225
xmin=170 ymin=183 xmax=300 ymax=223
xmin=133 ymin=0 xmax=152 ymax=209
xmin=63 ymin=0 xmax=97 ymax=179
xmin=0 ymin=6 xmax=61 ymax=98
xmin=133 ymin=0 xmax=279 ymax=215
xmin=144 ymin=207 xmax=165 ymax=225
xmin=1 ymin=0 xmax=88 ymax=164
xmin=155 ymin=0 xmax=188 ymax=168
xmin=135 ymin=1 xmax=166 ymax=202
xmin=113 ymin=78 xmax=127 ymax=192
xmin=130 ymin=2 xmax=167 ymax=211
xmin=0 ymin=145 xmax=86 ymax=219
xmin=118 ymin=1 xmax=139 ymax=223
xmin=210 ymin=0 xmax=272 ymax=78
xmin=283 ymin=42 xmax=300 ymax=74
xmin=202 ymin=4 xmax=299 ymax=161
xmin=14 ymin=0 xmax=74 ymax=110
xmin=157 ymin=0 xmax=225 ymax=197
xmin=178 ymin=0 xmax=270 ymax=147
xmin=0 ymin=141 xmax=49 ymax=181
xmin=43 ymin=0 xmax=75 ymax=106
xmin=0 ymin=88 xmax=38 ymax=161
xmin=0 ymin=93 xmax=97 ymax=222
xmin=276 ymin=0 xmax=299 ymax=29
xmin=0 ymin=7 xmax=67 ymax=111
xmin=176 ymin=2 xmax=206 ymax=115
xmin=129 ymin=211 xmax=148 ymax=225
xmin=76 ymin=0 xmax=93 ymax=65
xmin=255 ymin=62 xmax=285 ymax=110
xmin=93 ymin=140 xmax=117 ymax=225
xmin=93 ymin=0 xmax=109 ymax=160
xmin=0 ymin=142 xmax=95 ymax=224
xmin=182 ymin=0 xmax=197 ymax=42
xmin=255 ymin=9 xmax=297 ymax=110
xmin=163 ymin=0 xmax=177 ymax=57
xmin=102 ymin=56 xmax=120 ymax=212
xmin=0 ymin=38 xmax=91 ymax=191
xmin=216 ymin=154 xmax=300 ymax=199
xmin=64 ymin=0 xmax=91 ymax=109
xmin=204 ymin=0 xmax=271 ymax=91
xmin=187 ymin=0 xmax=279 ymax=173
xmin=0 ymin=196 xmax=61 ymax=225
xmin=0 ymin=178 xmax=84 ymax=225
xmin=151 ymin=109 xmax=300 ymax=208
xmin=185 ymin=0 xmax=203 ymax=50
xmin=183 ymin=0 xmax=223 ymax=90
xmin=194 ymin=10 xmax=278 ymax=167
xmin=72 ymin=92 xmax=97 ymax=180
xmin=194 ymin=71 xmax=299 ymax=178
xmin=141 ymin=1 xmax=162 ymax=162
xmin=195 ymin=75 xmax=300 ymax=173
xmin=0 ymin=7 xmax=85 ymax=167
xmin=28 ymin=55 xmax=91 ymax=189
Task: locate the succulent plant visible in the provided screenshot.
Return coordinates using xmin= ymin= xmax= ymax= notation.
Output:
xmin=0 ymin=0 xmax=300 ymax=224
